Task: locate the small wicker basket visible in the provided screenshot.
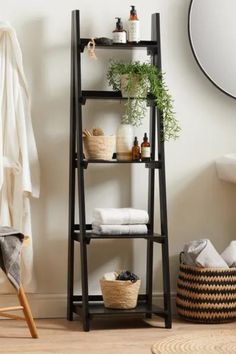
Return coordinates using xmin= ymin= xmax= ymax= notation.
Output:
xmin=83 ymin=135 xmax=115 ymax=160
xmin=100 ymin=279 xmax=141 ymax=309
xmin=176 ymin=260 xmax=236 ymax=323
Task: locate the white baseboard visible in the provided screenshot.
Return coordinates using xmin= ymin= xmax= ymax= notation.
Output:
xmin=0 ymin=293 xmax=66 ymax=318
xmin=0 ymin=292 xmax=176 ymax=318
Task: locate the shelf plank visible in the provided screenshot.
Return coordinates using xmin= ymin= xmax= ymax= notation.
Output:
xmin=88 ymin=233 xmax=165 ymax=243
xmin=73 ymin=301 xmax=166 ymax=318
xmin=82 ymin=159 xmax=160 ymax=165
xmin=80 ymin=39 xmax=158 ymax=51
xmin=76 ymin=158 xmax=162 ymax=169
xmin=73 ymin=294 xmax=148 ymax=302
xmin=82 ymin=90 xmax=123 ymax=100
xmin=73 ymin=231 xmax=166 ymax=244
xmin=80 ymin=90 xmax=156 ymax=104
xmin=84 ymin=159 xmax=147 ymax=164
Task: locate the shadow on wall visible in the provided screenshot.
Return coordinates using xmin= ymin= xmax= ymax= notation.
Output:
xmin=33 ymin=237 xmax=68 ymax=293
xmin=19 ymin=17 xmax=138 ymax=293
xmin=20 ymin=18 xmax=71 ymax=292
xmin=73 ymin=240 xmax=134 ymax=294
xmin=168 ymin=162 xmax=236 ymax=291
xmin=152 ymin=252 xmax=179 ymax=297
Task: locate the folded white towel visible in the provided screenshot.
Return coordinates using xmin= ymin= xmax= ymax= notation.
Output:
xmin=221 ymin=241 xmax=236 ymax=268
xmin=92 ymin=223 xmax=148 ymax=235
xmin=183 ymin=239 xmax=228 ymax=268
xmin=93 ymin=208 xmax=149 ymax=225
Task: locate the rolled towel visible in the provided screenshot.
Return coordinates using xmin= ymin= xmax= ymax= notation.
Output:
xmin=221 ymin=241 xmax=236 ymax=268
xmin=103 ymin=272 xmax=118 ymax=281
xmin=183 ymin=239 xmax=228 ymax=268
xmin=92 ymin=223 xmax=148 ymax=235
xmin=93 ymin=208 xmax=149 ymax=225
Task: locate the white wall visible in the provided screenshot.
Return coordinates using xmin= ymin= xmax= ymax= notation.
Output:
xmin=1 ymin=0 xmax=236 ymax=316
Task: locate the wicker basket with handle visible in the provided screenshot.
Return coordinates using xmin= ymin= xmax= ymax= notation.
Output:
xmin=100 ymin=279 xmax=141 ymax=309
xmin=83 ymin=135 xmax=115 ymax=160
xmin=176 ymin=254 xmax=236 ymax=323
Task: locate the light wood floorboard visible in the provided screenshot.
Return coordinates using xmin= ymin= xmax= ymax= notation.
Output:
xmin=0 ymin=317 xmax=235 ymax=353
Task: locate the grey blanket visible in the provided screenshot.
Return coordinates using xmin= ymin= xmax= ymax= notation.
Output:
xmin=0 ymin=227 xmax=24 ymax=290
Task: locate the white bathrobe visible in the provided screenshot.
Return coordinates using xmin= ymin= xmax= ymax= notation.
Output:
xmin=0 ymin=22 xmax=40 ymax=292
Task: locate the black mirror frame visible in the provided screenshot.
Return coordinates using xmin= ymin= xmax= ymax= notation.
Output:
xmin=188 ymin=0 xmax=236 ymax=99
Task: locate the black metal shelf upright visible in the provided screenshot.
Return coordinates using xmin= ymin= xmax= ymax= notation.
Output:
xmin=67 ymin=9 xmax=172 ymax=331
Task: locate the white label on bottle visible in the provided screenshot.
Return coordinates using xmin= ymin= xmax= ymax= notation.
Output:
xmin=112 ymin=32 xmax=127 ymax=43
xmin=128 ymin=20 xmax=140 ymax=42
xmin=141 ymin=147 xmax=150 ymax=158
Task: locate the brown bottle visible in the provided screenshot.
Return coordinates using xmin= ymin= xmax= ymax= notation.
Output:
xmin=132 ymin=137 xmax=140 ymax=161
xmin=112 ymin=17 xmax=127 ymax=44
xmin=141 ymin=133 xmax=150 ymax=161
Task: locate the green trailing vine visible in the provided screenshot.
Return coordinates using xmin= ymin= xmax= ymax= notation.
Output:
xmin=107 ymin=60 xmax=181 ymax=141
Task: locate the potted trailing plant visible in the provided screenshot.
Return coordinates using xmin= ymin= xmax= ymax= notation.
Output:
xmin=107 ymin=60 xmax=181 ymax=141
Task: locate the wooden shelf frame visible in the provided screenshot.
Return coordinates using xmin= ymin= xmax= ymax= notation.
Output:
xmin=67 ymin=10 xmax=172 ymax=331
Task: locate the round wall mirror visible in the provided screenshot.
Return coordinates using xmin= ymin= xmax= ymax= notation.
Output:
xmin=188 ymin=0 xmax=236 ymax=98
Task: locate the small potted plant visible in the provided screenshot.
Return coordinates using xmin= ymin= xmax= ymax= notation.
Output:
xmin=107 ymin=60 xmax=181 ymax=141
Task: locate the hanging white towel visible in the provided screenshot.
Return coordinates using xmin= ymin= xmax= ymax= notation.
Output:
xmin=183 ymin=239 xmax=228 ymax=268
xmin=93 ymin=208 xmax=149 ymax=225
xmin=0 ymin=22 xmax=40 ymax=292
xmin=221 ymin=241 xmax=236 ymax=268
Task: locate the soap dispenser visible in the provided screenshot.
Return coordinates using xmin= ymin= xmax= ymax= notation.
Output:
xmin=112 ymin=17 xmax=127 ymax=43
xmin=128 ymin=5 xmax=140 ymax=43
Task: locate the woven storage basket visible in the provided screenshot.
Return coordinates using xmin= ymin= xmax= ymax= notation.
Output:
xmin=176 ymin=262 xmax=236 ymax=323
xmin=83 ymin=135 xmax=115 ymax=160
xmin=100 ymin=279 xmax=141 ymax=309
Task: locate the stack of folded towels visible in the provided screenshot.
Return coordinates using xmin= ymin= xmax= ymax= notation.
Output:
xmin=92 ymin=208 xmax=149 ymax=235
xmin=182 ymin=239 xmax=236 ymax=268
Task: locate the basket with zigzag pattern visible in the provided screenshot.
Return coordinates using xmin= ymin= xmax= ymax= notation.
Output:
xmin=176 ymin=261 xmax=236 ymax=323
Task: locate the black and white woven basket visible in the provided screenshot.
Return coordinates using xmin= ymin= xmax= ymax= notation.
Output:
xmin=176 ymin=255 xmax=236 ymax=323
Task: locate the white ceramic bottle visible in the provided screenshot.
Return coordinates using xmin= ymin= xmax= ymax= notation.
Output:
xmin=128 ymin=5 xmax=140 ymax=43
xmin=116 ymin=124 xmax=133 ymax=161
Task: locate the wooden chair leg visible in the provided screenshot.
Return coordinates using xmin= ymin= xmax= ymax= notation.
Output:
xmin=17 ymin=286 xmax=38 ymax=338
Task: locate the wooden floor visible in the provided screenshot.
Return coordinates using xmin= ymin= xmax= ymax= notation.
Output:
xmin=0 ymin=316 xmax=235 ymax=353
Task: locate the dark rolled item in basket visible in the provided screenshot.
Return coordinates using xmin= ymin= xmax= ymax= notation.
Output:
xmin=176 ymin=253 xmax=236 ymax=323
xmin=117 ymin=271 xmax=139 ymax=283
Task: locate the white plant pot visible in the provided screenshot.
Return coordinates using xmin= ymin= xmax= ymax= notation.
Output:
xmin=120 ymin=74 xmax=148 ymax=98
xmin=120 ymin=74 xmax=140 ymax=98
xmin=116 ymin=124 xmax=134 ymax=161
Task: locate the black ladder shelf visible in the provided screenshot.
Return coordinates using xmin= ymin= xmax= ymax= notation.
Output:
xmin=67 ymin=9 xmax=172 ymax=331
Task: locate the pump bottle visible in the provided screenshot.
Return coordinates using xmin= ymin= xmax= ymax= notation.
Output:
xmin=112 ymin=17 xmax=127 ymax=43
xmin=128 ymin=5 xmax=140 ymax=43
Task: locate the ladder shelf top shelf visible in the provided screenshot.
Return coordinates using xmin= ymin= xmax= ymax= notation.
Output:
xmin=79 ymin=39 xmax=158 ymax=52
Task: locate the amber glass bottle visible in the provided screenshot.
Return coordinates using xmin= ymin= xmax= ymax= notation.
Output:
xmin=132 ymin=137 xmax=140 ymax=160
xmin=141 ymin=133 xmax=150 ymax=161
